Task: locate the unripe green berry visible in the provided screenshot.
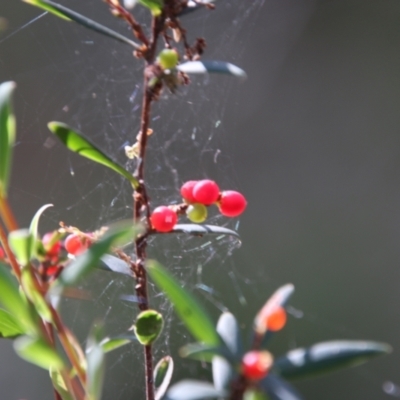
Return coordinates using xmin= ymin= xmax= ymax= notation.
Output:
xmin=186 ymin=203 xmax=208 ymax=223
xmin=158 ymin=49 xmax=179 ymax=70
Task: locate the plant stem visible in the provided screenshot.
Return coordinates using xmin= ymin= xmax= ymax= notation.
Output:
xmin=50 ymin=308 xmax=87 ymax=388
xmin=0 ymin=196 xmax=18 ymax=232
xmin=0 ymin=222 xmax=21 ymax=279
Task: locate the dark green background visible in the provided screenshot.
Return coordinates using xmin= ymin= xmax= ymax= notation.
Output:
xmin=1 ymin=0 xmax=400 ymax=399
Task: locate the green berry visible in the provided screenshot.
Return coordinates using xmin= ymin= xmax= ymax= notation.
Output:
xmin=186 ymin=203 xmax=208 ymax=223
xmin=158 ymin=49 xmax=179 ymax=70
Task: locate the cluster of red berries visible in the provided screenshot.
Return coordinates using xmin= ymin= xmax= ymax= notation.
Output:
xmin=150 ymin=179 xmax=247 ymax=232
xmin=42 ymin=232 xmax=92 ymax=258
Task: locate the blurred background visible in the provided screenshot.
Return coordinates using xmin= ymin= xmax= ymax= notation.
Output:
xmin=1 ymin=0 xmax=400 ymax=398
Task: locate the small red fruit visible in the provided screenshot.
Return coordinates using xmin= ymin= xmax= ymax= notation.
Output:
xmin=151 ymin=206 xmax=177 ymax=232
xmin=0 ymin=246 xmax=5 ymax=259
xmin=64 ymin=233 xmax=90 ymax=256
xmin=180 ymin=180 xmax=198 ymax=203
xmin=241 ymin=350 xmax=273 ymax=381
xmin=264 ymin=307 xmax=287 ymax=332
xmin=193 ymin=180 xmax=220 ymax=205
xmin=218 ymin=190 xmax=247 ymax=217
xmin=42 ymin=232 xmax=62 ymax=259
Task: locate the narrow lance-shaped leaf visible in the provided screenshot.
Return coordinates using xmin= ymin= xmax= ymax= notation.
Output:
xmin=216 ymin=312 xmax=242 ymax=357
xmin=14 ymin=336 xmax=64 ymax=369
xmin=56 ymin=221 xmax=140 ymax=288
xmin=100 ymin=335 xmax=136 ymax=353
xmin=168 ymin=224 xmax=240 ymax=238
xmin=180 ymin=342 xmax=231 ymax=363
xmin=165 ymin=380 xmax=226 ymax=400
xmin=0 ymin=81 xmax=16 ymax=198
xmin=177 ymin=61 xmax=247 ymax=79
xmin=23 ymin=0 xmax=140 ymax=48
xmin=97 ymin=254 xmax=133 ymax=277
xmin=146 ymin=260 xmax=220 ymax=346
xmin=48 ymin=122 xmax=139 ymax=189
xmin=86 ymin=324 xmax=105 ymax=400
xmin=274 ymin=340 xmax=392 ymax=380
xmin=29 ymin=203 xmax=53 ymax=258
xmin=259 ymin=373 xmax=304 ymax=400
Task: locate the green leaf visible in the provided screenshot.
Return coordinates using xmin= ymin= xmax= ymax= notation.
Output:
xmin=154 ymin=356 xmax=174 ymax=400
xmin=134 ymin=310 xmax=163 ymax=345
xmin=0 ymin=308 xmax=25 ymax=338
xmin=48 ymin=122 xmax=139 ymax=189
xmin=0 ymin=81 xmax=16 ymax=198
xmin=216 ymin=312 xmax=242 ymax=357
xmin=180 ymin=343 xmax=230 ymax=363
xmin=49 ymin=368 xmax=74 ymax=400
xmin=138 ymin=0 xmax=163 ymax=16
xmin=146 ymin=260 xmax=219 ymax=346
xmin=259 ymin=374 xmax=303 ymax=400
xmin=100 ymin=336 xmax=135 ymax=353
xmin=97 ymin=254 xmax=133 ymax=277
xmin=14 ymin=336 xmax=64 ymax=369
xmin=244 ymin=389 xmax=270 ymax=400
xmin=8 ymin=229 xmax=34 ymax=266
xmin=23 ymin=0 xmax=70 ymax=20
xmin=177 ymin=61 xmax=247 ymax=79
xmin=274 ymin=340 xmax=392 ymax=380
xmin=86 ymin=324 xmax=105 ymax=400
xmin=56 ymin=221 xmax=140 ymax=288
xmin=29 ymin=204 xmax=53 ymax=258
xmin=21 ymin=267 xmax=53 ymax=322
xmin=0 ymin=263 xmax=34 ymax=332
xmin=165 ymin=380 xmax=226 ymax=400
xmin=23 ymin=0 xmax=140 ymax=48
xmin=168 ymin=224 xmax=240 ymax=238
xmin=212 ymin=356 xmax=233 ymax=392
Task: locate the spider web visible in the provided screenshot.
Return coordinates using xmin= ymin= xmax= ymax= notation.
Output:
xmin=1 ymin=1 xmax=394 ymax=399
xmin=1 ymin=1 xmax=266 ymax=398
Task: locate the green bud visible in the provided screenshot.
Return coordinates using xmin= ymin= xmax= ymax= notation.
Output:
xmin=186 ymin=203 xmax=208 ymax=223
xmin=134 ymin=310 xmax=163 ymax=345
xmin=158 ymin=49 xmax=179 ymax=70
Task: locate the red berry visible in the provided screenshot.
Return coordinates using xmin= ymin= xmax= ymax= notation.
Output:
xmin=264 ymin=307 xmax=287 ymax=332
xmin=180 ymin=180 xmax=198 ymax=203
xmin=151 ymin=206 xmax=177 ymax=232
xmin=241 ymin=351 xmax=273 ymax=381
xmin=218 ymin=190 xmax=247 ymax=217
xmin=193 ymin=180 xmax=220 ymax=205
xmin=64 ymin=233 xmax=90 ymax=256
xmin=42 ymin=232 xmax=62 ymax=259
xmin=0 ymin=246 xmax=5 ymax=259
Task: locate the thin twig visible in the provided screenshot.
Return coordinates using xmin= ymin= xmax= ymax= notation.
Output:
xmin=0 ymin=196 xmax=18 ymax=232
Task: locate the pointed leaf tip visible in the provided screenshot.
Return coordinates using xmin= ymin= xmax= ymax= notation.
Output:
xmin=177 ymin=61 xmax=247 ymax=79
xmin=146 ymin=260 xmax=220 ymax=346
xmin=24 ymin=0 xmax=140 ymax=48
xmin=274 ymin=340 xmax=392 ymax=380
xmin=48 ymin=122 xmax=139 ymax=189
